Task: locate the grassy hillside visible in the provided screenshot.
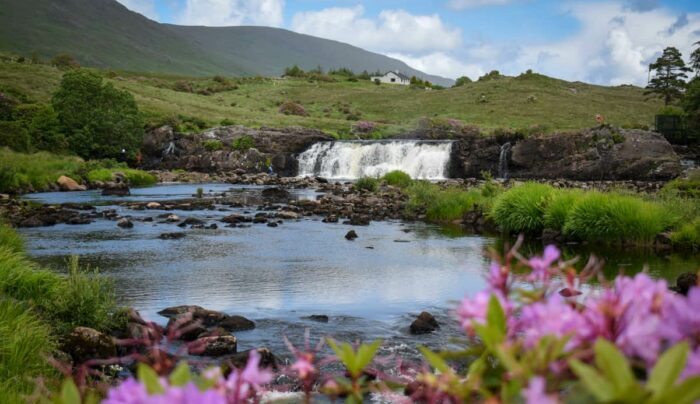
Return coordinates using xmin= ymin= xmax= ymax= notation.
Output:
xmin=0 ymin=0 xmax=451 ymax=86
xmin=0 ymin=58 xmax=662 ymax=137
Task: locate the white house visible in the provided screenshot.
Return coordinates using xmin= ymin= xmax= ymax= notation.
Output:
xmin=371 ymin=71 xmax=410 ymax=85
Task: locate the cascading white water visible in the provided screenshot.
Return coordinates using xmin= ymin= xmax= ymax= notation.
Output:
xmin=297 ymin=140 xmax=453 ymax=180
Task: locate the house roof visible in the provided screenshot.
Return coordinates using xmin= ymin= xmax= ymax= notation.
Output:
xmin=392 ymin=71 xmax=410 ymax=80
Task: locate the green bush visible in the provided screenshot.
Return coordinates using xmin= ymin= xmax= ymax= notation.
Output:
xmin=663 ymin=171 xmax=700 ymax=198
xmin=87 ymin=168 xmax=156 ymax=187
xmin=490 ymin=183 xmax=554 ymax=233
xmin=279 ymin=101 xmax=309 ymax=117
xmin=382 ymin=170 xmax=412 ymax=188
xmin=52 ymin=70 xmax=143 ymax=160
xmin=353 ymin=177 xmax=378 ymax=192
xmin=543 ymin=189 xmax=584 ymax=230
xmin=670 ymin=218 xmax=700 ymax=250
xmin=405 ymin=181 xmax=440 ymax=214
xmin=563 ymin=192 xmax=673 ymax=245
xmin=426 ymin=188 xmax=484 ymax=222
xmin=0 ymin=299 xmax=55 ymax=402
xmin=203 ymin=139 xmax=223 ymax=151
xmin=0 ymin=121 xmax=31 ymax=152
xmin=220 ymin=118 xmax=236 ymax=126
xmin=0 ymin=147 xmax=84 ymax=193
xmin=232 ymin=136 xmax=255 ymax=151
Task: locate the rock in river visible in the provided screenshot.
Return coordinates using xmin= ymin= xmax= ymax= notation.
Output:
xmin=57 ymin=175 xmax=86 ymax=192
xmin=188 ymin=335 xmax=238 ymax=356
xmin=159 ymin=232 xmax=186 ymax=240
xmin=410 ymin=312 xmax=440 ymax=335
xmin=117 ymin=218 xmax=134 ymax=228
xmin=219 ymin=315 xmax=256 ymax=332
xmin=345 ymin=230 xmax=358 ymax=240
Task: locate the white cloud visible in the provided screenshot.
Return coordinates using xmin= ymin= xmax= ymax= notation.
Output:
xmin=291 ymin=6 xmax=461 ymax=53
xmin=454 ymin=2 xmax=700 ymax=85
xmin=388 ymin=52 xmax=485 ymax=79
xmin=447 ymin=0 xmax=514 ymax=10
xmin=177 ymin=0 xmax=284 ymax=27
xmin=116 ymin=0 xmax=159 ymax=20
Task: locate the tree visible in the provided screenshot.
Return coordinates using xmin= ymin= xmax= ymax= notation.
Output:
xmin=51 ymin=53 xmax=80 ymax=70
xmin=454 ymin=76 xmax=472 ymax=87
xmin=52 ymin=70 xmax=143 ymax=159
xmin=691 ymin=41 xmax=700 ymax=76
xmin=645 ymin=46 xmax=691 ymax=105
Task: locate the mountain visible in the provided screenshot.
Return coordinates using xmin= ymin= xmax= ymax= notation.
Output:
xmin=0 ymin=0 xmax=454 ymax=86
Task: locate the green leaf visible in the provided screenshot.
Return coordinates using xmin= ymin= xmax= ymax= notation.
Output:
xmin=486 ymin=295 xmax=506 ymax=337
xmin=569 ymin=359 xmax=615 ymax=402
xmin=169 ymin=362 xmax=193 ymax=387
xmin=661 ymin=376 xmax=700 ymax=404
xmin=137 ymin=363 xmax=164 ymax=395
xmin=648 ymin=341 xmax=688 ymax=397
xmin=594 ymin=339 xmax=636 ymax=393
xmin=419 ymin=346 xmax=450 ymax=373
xmin=60 ymin=379 xmax=81 ymax=404
xmin=355 ymin=340 xmax=381 ymax=374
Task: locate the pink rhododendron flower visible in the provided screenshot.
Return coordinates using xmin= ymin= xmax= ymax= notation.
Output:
xmin=523 ymin=376 xmax=557 ymax=404
xmin=457 ymin=290 xmax=509 ymax=335
xmin=103 ymin=378 xmax=151 ymax=404
xmin=527 ymin=245 xmax=560 ymax=283
xmin=487 ymin=262 xmax=509 ymax=293
xmin=517 ymin=295 xmax=587 ymax=350
xmin=291 ymin=353 xmax=316 ymax=379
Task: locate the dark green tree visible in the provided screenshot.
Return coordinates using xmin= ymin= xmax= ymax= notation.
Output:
xmin=454 ymin=76 xmax=472 ymax=87
xmin=645 ymin=46 xmax=691 ymax=105
xmin=690 ymin=41 xmax=700 ymax=76
xmin=52 ymin=70 xmax=143 ymax=159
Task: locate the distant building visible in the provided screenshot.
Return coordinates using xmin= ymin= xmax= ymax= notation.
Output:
xmin=371 ymin=71 xmax=410 ymax=85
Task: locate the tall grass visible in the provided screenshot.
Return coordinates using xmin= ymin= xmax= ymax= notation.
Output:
xmin=382 ymin=170 xmax=412 ymax=188
xmin=425 ymin=188 xmax=484 ymax=222
xmin=86 ymin=168 xmax=157 ymax=187
xmin=562 ymin=192 xmax=674 ymax=245
xmin=353 ymin=177 xmax=378 ymax=192
xmin=490 ymin=182 xmax=554 ymax=234
xmin=0 ymin=225 xmax=23 ymax=254
xmin=670 ymin=218 xmax=700 ymax=250
xmin=0 ymin=147 xmax=83 ymax=193
xmin=542 ymin=189 xmax=584 ymax=230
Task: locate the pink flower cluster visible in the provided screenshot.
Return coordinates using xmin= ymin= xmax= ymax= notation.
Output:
xmin=458 ymin=245 xmax=700 ymax=379
xmin=104 ymin=350 xmax=272 ymax=404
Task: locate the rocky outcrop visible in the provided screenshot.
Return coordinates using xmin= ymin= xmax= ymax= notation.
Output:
xmin=63 ymin=327 xmax=116 ymax=364
xmin=57 ymin=175 xmax=86 ymax=192
xmin=450 ymin=127 xmax=681 ymax=181
xmin=409 ymin=312 xmax=440 ymax=335
xmin=141 ymin=125 xmax=333 ymax=176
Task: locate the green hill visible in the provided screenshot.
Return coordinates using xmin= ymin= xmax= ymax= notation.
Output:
xmin=0 ymin=0 xmax=452 ymax=86
xmin=0 ymin=59 xmax=661 ymax=137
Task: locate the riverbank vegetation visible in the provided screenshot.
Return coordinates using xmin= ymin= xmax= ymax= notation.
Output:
xmin=0 ymin=54 xmax=661 ymax=140
xmin=0 ymin=223 xmax=122 ymax=401
xmin=387 ymin=171 xmax=700 ymax=248
xmin=0 ymin=148 xmax=156 ymax=193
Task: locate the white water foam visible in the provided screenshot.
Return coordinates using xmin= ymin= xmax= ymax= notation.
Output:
xmin=297 ymin=140 xmax=453 ymax=180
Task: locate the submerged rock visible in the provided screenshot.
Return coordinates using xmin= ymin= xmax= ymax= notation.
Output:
xmin=261 ymin=187 xmax=290 ymax=202
xmin=345 ymin=230 xmax=358 ymax=240
xmin=188 ymin=335 xmax=238 ymax=356
xmin=223 ymin=348 xmax=278 ymax=371
xmin=219 ymin=315 xmax=256 ymax=332
xmin=117 ymin=218 xmax=134 ymax=228
xmin=303 ymin=315 xmax=329 ymax=323
xmin=159 ymin=232 xmax=186 ymax=240
xmin=670 ymin=272 xmax=698 ymax=296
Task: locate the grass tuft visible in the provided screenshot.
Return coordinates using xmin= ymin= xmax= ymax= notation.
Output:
xmin=490 ymin=182 xmax=554 ymax=234
xmin=382 ymin=170 xmax=412 ymax=188
xmin=86 ymin=168 xmax=156 ymax=187
xmin=353 ymin=177 xmax=378 ymax=192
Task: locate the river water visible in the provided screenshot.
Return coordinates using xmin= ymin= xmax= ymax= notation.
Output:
xmin=19 ymin=183 xmax=700 ymax=361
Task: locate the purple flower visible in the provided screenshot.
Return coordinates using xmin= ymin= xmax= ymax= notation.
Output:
xmin=522 ymin=377 xmax=557 ymax=404
xmin=291 ymin=353 xmax=316 ymax=379
xmin=225 ymin=350 xmax=273 ymax=401
xmin=682 ymin=348 xmax=700 ymax=380
xmin=527 ymin=245 xmax=560 ymax=283
xmin=457 ymin=291 xmax=509 ymax=335
xmin=487 ymin=262 xmax=509 ymax=293
xmin=517 ymin=295 xmax=586 ymax=350
xmin=103 ymin=378 xmax=150 ymax=404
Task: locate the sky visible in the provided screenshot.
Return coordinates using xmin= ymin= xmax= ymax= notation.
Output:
xmin=116 ymin=0 xmax=700 ymax=85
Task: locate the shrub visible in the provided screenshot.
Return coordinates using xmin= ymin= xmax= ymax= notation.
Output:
xmin=490 ymin=182 xmax=554 ymax=233
xmin=405 ymin=181 xmax=440 ymax=214
xmin=478 ymin=70 xmax=502 ymax=81
xmin=0 ymin=92 xmax=17 ymax=120
xmin=563 ymin=192 xmax=673 ymax=244
xmin=173 ymin=81 xmax=193 ymax=93
xmin=203 ymin=139 xmax=223 ymax=151
xmin=663 ymin=171 xmax=700 ymax=198
xmin=50 ymin=53 xmax=80 ymax=70
xmin=279 ymin=101 xmax=309 ymax=117
xmin=426 ymin=188 xmax=484 ymax=222
xmin=658 ymin=105 xmax=684 ymax=116
xmin=671 ymin=218 xmax=700 ymax=250
xmin=220 ymin=118 xmax=236 ymax=126
xmin=382 ymin=170 xmax=412 ymax=188
xmin=453 ymin=76 xmax=472 ymax=87
xmin=232 ymin=136 xmax=255 ymax=151
xmin=543 ymin=188 xmax=583 ymax=230
xmin=86 ymin=168 xmax=156 ymax=187
xmin=52 ymin=70 xmax=143 ymax=160
xmin=353 ymin=177 xmax=378 ymax=192
xmin=0 ymin=121 xmax=31 ymax=152
xmin=352 ymin=121 xmax=376 ymax=134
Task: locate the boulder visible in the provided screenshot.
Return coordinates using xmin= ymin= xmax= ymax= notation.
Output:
xmin=409 ymin=312 xmax=439 ymax=335
xmin=102 ymin=182 xmax=130 ymax=196
xmin=63 ymin=327 xmax=116 ymax=363
xmin=276 ymin=211 xmax=298 ymax=220
xmin=261 ymin=187 xmax=290 ymax=201
xmin=146 ymin=202 xmax=162 ymax=209
xmin=670 ymin=272 xmax=698 ymax=296
xmin=303 ymin=315 xmax=329 ymax=323
xmin=117 ymin=218 xmax=134 ymax=228
xmin=188 ymin=335 xmax=238 ymax=356
xmin=223 ymin=348 xmax=278 ymax=370
xmin=166 ymin=315 xmax=208 ymax=341
xmin=345 ymin=230 xmax=358 ymax=240
xmin=159 ymin=232 xmax=186 ymax=240
xmin=158 ymin=305 xmax=227 ymax=326
xmin=219 ymin=315 xmax=256 ymax=331
xmin=57 ymin=176 xmax=86 ymax=192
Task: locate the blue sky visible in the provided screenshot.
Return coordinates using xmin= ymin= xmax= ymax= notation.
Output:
xmin=117 ymin=0 xmax=700 ymax=84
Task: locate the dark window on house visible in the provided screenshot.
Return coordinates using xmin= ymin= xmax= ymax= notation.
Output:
xmin=391 ymin=78 xmax=396 ymax=82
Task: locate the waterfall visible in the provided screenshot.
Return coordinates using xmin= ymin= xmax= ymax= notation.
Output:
xmin=297 ymin=140 xmax=453 ymax=180
xmin=498 ymin=142 xmax=511 ymax=179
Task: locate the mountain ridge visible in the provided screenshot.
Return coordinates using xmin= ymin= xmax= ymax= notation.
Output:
xmin=0 ymin=0 xmax=454 ymax=86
